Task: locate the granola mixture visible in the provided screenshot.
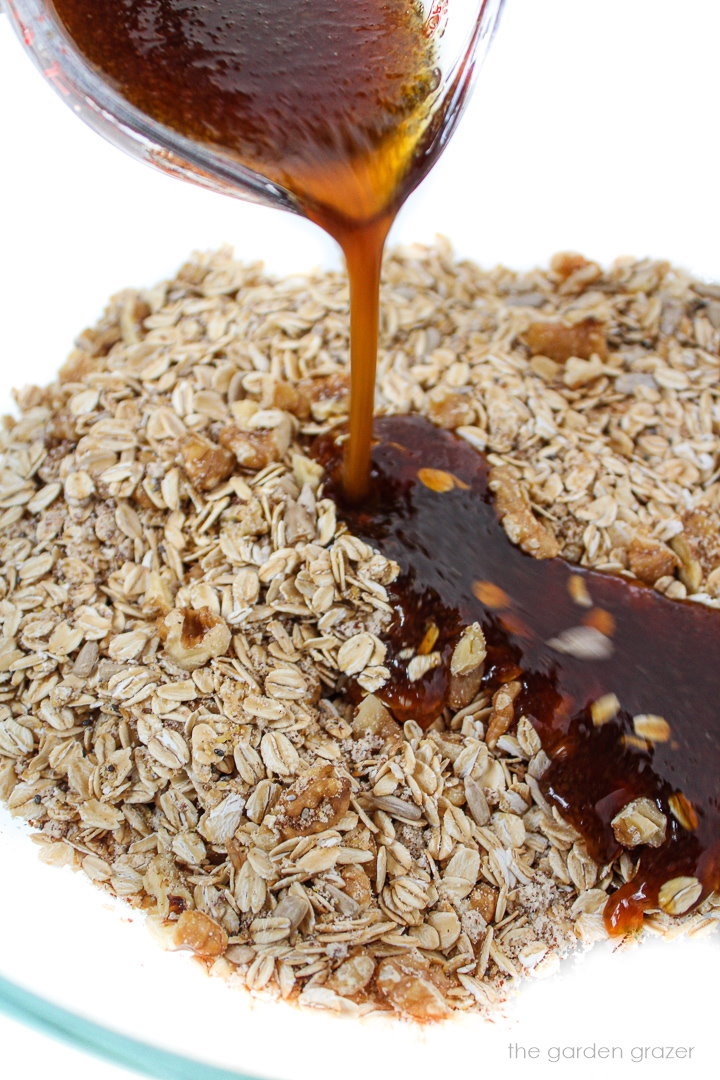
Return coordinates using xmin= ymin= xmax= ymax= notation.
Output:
xmin=1 ymin=244 xmax=719 ymax=1020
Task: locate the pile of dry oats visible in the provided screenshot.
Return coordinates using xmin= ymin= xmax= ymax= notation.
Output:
xmin=1 ymin=243 xmax=719 ymax=1021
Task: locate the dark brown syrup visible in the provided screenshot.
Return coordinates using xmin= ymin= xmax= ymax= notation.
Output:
xmin=315 ymin=415 xmax=720 ymax=934
xmin=50 ymin=0 xmax=459 ymax=499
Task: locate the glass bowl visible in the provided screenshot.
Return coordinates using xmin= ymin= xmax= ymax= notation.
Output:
xmin=1 ymin=1 xmax=719 ymax=1077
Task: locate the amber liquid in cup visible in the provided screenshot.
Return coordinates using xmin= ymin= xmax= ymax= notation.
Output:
xmin=50 ymin=0 xmax=453 ymax=500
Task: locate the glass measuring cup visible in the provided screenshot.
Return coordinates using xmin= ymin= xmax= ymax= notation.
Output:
xmin=3 ymin=0 xmax=505 ymax=215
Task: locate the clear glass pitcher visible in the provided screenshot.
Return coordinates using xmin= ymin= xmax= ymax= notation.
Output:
xmin=3 ymin=0 xmax=505 ymax=214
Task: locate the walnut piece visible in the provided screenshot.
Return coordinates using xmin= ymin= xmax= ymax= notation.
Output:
xmin=611 ymin=797 xmax=667 ymax=848
xmin=327 ymin=953 xmax=375 ymax=997
xmin=275 ymin=764 xmax=351 ymax=838
xmin=340 ymin=865 xmax=373 ymax=909
xmin=448 ymin=667 xmax=485 ymax=712
xmin=352 ymin=695 xmax=403 ymax=753
xmin=426 ymin=387 xmax=475 ymax=429
xmin=448 ymin=623 xmax=486 ymax=710
xmin=490 ymin=467 xmax=560 ymax=559
xmin=628 ymin=532 xmax=679 ymax=585
xmin=159 ymin=606 xmax=231 ymax=671
xmin=376 ymin=954 xmax=451 ymax=1021
xmin=680 ymin=508 xmax=720 ymax=576
xmin=173 ymin=910 xmax=228 ymax=958
xmin=486 ymin=680 xmax=521 ymax=749
xmin=180 ymin=434 xmax=235 ymax=491
xmin=297 ymin=373 xmax=349 ymax=420
xmin=271 ymin=379 xmax=311 ymax=419
xmin=550 ymin=251 xmax=598 ymax=281
xmin=219 ymin=425 xmax=281 ymax=470
xmin=522 ymin=317 xmax=608 ymax=362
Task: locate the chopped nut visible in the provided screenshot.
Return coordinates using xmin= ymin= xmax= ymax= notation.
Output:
xmin=173 ymin=910 xmax=228 ymax=958
xmin=550 ymin=251 xmax=598 ymax=281
xmin=670 ymin=534 xmax=704 ymax=593
xmin=180 ymin=434 xmax=235 ymax=491
xmin=447 ymin=623 xmax=487 ymax=710
xmin=628 ymin=532 xmax=679 ymax=585
xmin=611 ymin=798 xmax=667 ymax=848
xmin=522 ymin=318 xmax=608 ymax=362
xmin=376 ymin=954 xmax=451 ymax=1021
xmin=486 ymin=680 xmax=521 ymax=749
xmin=219 ymin=425 xmax=281 ymax=470
xmin=327 ymin=954 xmax=375 ymax=996
xmin=340 ymin=865 xmax=373 ymax=909
xmin=490 ymin=467 xmax=560 ymax=559
xmin=297 ymin=373 xmax=349 ymax=420
xmin=679 ymin=508 xmax=720 ymax=576
xmin=159 ymin=607 xmax=231 ymax=670
xmin=351 ymin=695 xmax=403 ymax=753
xmin=426 ymin=387 xmax=475 ymax=429
xmin=275 ymin=764 xmax=351 ymax=838
xmin=270 ymin=378 xmax=311 ymax=419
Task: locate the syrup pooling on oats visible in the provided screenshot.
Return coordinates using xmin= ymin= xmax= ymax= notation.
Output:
xmin=316 ymin=415 xmax=720 ymax=934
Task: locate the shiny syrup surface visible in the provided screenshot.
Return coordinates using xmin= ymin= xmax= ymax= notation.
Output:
xmin=316 ymin=416 xmax=720 ymax=933
xmin=50 ymin=0 xmax=437 ymax=227
xmin=50 ymin=0 xmax=446 ymax=500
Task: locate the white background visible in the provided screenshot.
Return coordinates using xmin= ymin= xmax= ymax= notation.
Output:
xmin=1 ymin=1 xmax=719 ymax=1078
